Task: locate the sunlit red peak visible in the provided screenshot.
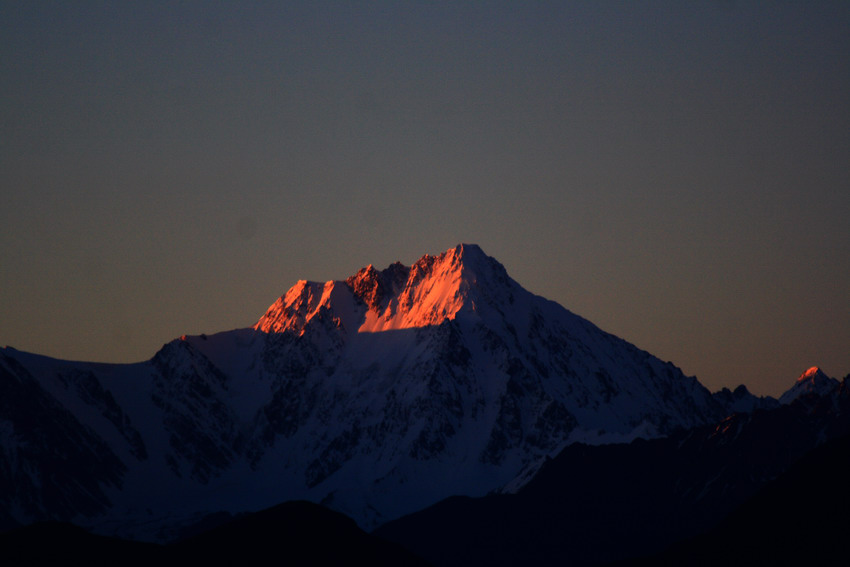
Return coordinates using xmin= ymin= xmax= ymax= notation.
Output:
xmin=797 ymin=366 xmax=825 ymax=382
xmin=254 ymin=244 xmax=513 ymax=334
xmin=343 ymin=244 xmax=497 ymax=309
xmin=779 ymin=365 xmax=837 ymax=405
xmin=347 ymin=243 xmax=508 ymax=331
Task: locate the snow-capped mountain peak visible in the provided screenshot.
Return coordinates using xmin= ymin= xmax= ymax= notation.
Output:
xmin=779 ymin=366 xmax=839 ymax=405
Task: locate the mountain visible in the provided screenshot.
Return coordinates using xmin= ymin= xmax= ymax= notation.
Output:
xmin=376 ymin=375 xmax=850 ymax=566
xmin=778 ymin=365 xmax=839 ymax=404
xmin=0 ymin=244 xmax=763 ymax=538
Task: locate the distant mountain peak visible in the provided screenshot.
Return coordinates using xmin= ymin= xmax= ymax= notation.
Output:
xmin=798 ymin=366 xmax=825 ymax=382
xmin=779 ymin=366 xmax=838 ymax=405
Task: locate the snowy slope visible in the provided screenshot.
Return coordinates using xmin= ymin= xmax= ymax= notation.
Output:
xmin=0 ymin=244 xmax=766 ymax=538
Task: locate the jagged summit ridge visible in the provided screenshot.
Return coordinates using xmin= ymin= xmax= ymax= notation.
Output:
xmin=255 ymin=244 xmax=516 ymax=334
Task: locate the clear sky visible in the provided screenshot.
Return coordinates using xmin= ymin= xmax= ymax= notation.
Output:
xmin=2 ymin=1 xmax=848 ymax=397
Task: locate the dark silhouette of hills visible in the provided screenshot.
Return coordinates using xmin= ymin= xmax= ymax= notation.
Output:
xmin=375 ymin=381 xmax=850 ymax=566
xmin=0 ymin=522 xmax=159 ymax=567
xmin=0 ymin=501 xmax=429 ymax=566
xmin=616 ymin=431 xmax=850 ymax=565
xmin=170 ymin=500 xmax=430 ymax=566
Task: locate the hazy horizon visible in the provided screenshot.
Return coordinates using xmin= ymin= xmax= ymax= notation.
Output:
xmin=2 ymin=2 xmax=849 ymax=397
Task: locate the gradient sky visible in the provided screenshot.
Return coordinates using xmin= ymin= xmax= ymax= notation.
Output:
xmin=2 ymin=1 xmax=848 ymax=397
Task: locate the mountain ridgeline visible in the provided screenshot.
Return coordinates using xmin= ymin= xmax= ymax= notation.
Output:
xmin=2 ymin=244 xmax=773 ymax=539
